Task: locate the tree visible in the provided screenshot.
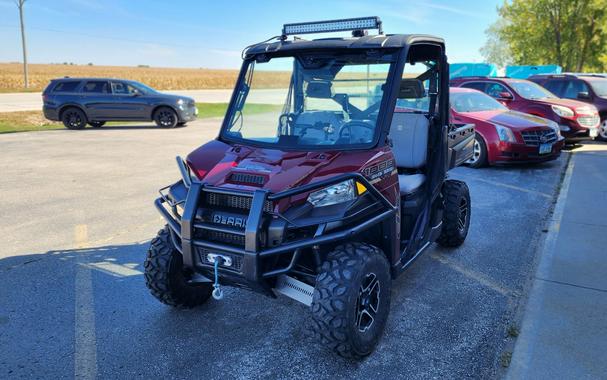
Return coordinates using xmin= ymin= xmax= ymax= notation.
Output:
xmin=480 ymin=18 xmax=513 ymax=67
xmin=484 ymin=0 xmax=607 ymax=72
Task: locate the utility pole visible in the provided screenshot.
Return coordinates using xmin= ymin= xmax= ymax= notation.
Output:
xmin=16 ymin=0 xmax=28 ymax=89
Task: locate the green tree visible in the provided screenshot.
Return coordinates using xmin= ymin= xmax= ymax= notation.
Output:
xmin=484 ymin=0 xmax=607 ymax=72
xmin=480 ymin=18 xmax=513 ymax=67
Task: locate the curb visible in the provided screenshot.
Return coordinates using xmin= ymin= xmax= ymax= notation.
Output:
xmin=505 ymin=153 xmax=576 ymax=378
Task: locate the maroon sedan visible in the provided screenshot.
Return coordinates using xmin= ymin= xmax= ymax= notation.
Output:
xmin=450 ymin=76 xmax=600 ymax=142
xmin=450 ymin=87 xmax=565 ymax=167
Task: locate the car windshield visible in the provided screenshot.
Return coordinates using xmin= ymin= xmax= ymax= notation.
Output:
xmin=588 ymin=79 xmax=607 ymax=97
xmin=222 ymin=52 xmax=396 ymax=149
xmin=509 ymin=80 xmax=557 ymax=100
xmin=451 ymin=90 xmax=508 ymax=112
xmin=130 ymin=81 xmax=157 ymax=94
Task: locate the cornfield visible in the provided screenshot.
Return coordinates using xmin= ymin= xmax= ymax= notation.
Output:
xmin=0 ymin=63 xmax=291 ymax=93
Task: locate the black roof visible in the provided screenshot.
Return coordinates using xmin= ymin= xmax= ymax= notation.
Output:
xmin=244 ymin=34 xmax=444 ymax=57
xmin=52 ymin=77 xmax=137 ymax=81
xmin=528 ymin=73 xmax=607 ymax=79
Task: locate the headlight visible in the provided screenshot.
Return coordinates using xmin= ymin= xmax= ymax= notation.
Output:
xmin=494 ymin=124 xmax=516 ymax=142
xmin=177 ymin=98 xmax=186 ymax=110
xmin=551 ymin=105 xmax=574 ymax=118
xmin=548 ymin=120 xmax=561 ymax=137
xmin=307 ymin=180 xmax=356 ymax=207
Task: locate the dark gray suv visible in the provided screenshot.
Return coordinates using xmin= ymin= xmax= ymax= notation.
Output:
xmin=43 ymin=78 xmax=198 ymax=129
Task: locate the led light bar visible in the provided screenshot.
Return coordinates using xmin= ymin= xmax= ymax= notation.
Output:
xmin=282 ymin=16 xmax=382 ymax=37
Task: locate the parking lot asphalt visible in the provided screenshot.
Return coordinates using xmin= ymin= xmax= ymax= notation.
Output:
xmin=0 ymin=120 xmax=567 ymax=379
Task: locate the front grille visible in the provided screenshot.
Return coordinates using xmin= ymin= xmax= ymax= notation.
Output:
xmin=197 ymin=248 xmax=243 ymax=272
xmin=577 ymin=115 xmax=599 ymax=128
xmin=196 ymin=229 xmax=245 ymax=246
xmin=204 ymin=191 xmax=273 ymax=212
xmin=521 ymin=129 xmax=558 ymax=146
xmin=229 ymin=172 xmax=266 ymax=186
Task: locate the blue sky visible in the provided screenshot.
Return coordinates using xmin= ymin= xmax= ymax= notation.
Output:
xmin=0 ymin=0 xmax=501 ymax=69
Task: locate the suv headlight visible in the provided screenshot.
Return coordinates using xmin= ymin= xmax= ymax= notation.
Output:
xmin=177 ymin=98 xmax=187 ymax=110
xmin=494 ymin=124 xmax=516 ymax=142
xmin=307 ymin=180 xmax=356 ymax=207
xmin=551 ymin=105 xmax=574 ymax=118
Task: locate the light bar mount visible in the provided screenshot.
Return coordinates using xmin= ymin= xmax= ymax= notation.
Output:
xmin=281 ymin=16 xmax=383 ymax=40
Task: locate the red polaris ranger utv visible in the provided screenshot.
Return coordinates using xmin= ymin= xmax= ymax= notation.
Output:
xmin=145 ymin=17 xmax=474 ymax=358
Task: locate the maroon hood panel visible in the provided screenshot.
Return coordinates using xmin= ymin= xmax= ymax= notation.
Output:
xmin=185 ymin=139 xmax=390 ymax=194
xmin=533 ymin=97 xmax=593 ymax=110
xmin=464 ymin=110 xmax=551 ymax=130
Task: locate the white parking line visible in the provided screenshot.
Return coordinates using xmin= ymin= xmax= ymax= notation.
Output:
xmin=73 ymin=224 xmax=97 ymax=380
xmin=467 ymin=177 xmax=552 ymax=199
xmin=88 ymin=261 xmax=143 ymax=277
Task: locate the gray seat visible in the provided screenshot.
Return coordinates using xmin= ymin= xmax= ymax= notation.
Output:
xmin=398 ymin=173 xmax=426 ymax=194
xmin=389 ymin=112 xmax=429 ymax=195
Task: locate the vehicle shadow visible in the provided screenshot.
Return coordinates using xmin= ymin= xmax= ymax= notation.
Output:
xmin=81 ymin=123 xmax=189 ymax=130
xmin=0 ymin=241 xmax=357 ymax=378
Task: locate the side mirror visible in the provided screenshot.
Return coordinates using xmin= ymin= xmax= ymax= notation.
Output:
xmin=577 ymin=91 xmax=590 ymax=100
xmin=131 ymin=90 xmax=141 ymax=97
xmin=498 ymin=91 xmax=513 ymax=100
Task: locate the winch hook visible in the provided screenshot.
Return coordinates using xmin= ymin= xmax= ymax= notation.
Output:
xmin=212 ymin=257 xmax=224 ymax=300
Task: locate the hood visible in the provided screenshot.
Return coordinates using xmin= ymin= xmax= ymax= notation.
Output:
xmin=533 ymin=97 xmax=593 ymax=111
xmin=463 ymin=109 xmax=551 ymax=129
xmin=156 ymin=92 xmax=195 ymax=103
xmin=186 ymin=140 xmax=386 ymax=194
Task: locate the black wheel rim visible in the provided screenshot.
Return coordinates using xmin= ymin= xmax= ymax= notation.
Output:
xmin=65 ymin=111 xmax=82 ymax=128
xmin=457 ymin=197 xmax=468 ymax=232
xmin=158 ymin=110 xmax=175 ymax=127
xmin=355 ymin=272 xmax=380 ymax=333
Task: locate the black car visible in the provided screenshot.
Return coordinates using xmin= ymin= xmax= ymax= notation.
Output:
xmin=529 ymin=73 xmax=607 ymax=140
xmin=42 ymin=78 xmax=198 ymax=129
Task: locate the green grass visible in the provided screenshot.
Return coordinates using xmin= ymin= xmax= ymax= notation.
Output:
xmin=0 ymin=103 xmax=282 ymax=134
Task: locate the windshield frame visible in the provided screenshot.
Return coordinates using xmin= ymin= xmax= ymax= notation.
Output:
xmin=218 ymin=49 xmax=403 ymax=151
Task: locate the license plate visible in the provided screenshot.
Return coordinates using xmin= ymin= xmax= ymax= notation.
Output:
xmin=590 ymin=128 xmax=598 ymax=138
xmin=539 ymin=143 xmax=552 ymax=155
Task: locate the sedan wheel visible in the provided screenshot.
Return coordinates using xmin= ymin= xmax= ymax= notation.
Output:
xmin=465 ymin=134 xmax=487 ymax=168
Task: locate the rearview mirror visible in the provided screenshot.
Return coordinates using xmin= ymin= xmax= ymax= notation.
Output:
xmin=577 ymin=91 xmax=590 ymax=100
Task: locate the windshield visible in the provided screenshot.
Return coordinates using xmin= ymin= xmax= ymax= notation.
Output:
xmin=222 ymin=52 xmax=395 ymax=149
xmin=130 ymin=81 xmax=157 ymax=94
xmin=509 ymin=80 xmax=557 ymax=100
xmin=588 ymin=79 xmax=607 ymax=97
xmin=451 ymin=90 xmax=507 ymax=112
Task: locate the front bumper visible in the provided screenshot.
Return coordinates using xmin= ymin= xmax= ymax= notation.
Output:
xmin=177 ymin=104 xmax=198 ymax=122
xmin=491 ymin=137 xmax=564 ymax=164
xmin=559 ymin=120 xmax=598 ymax=141
xmin=154 ymin=173 xmax=395 ymax=295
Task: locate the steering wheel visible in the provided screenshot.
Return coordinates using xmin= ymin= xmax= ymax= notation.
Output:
xmin=338 ymin=120 xmax=376 ymax=142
